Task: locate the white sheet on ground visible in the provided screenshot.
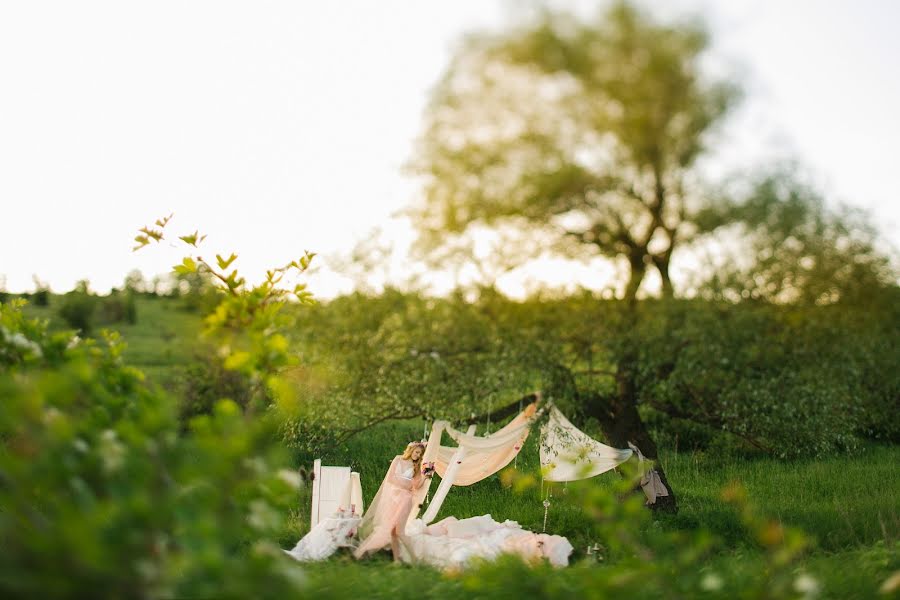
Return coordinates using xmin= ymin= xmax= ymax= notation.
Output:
xmin=399 ymin=515 xmax=573 ymax=570
xmin=284 ymin=509 xmax=361 ymax=562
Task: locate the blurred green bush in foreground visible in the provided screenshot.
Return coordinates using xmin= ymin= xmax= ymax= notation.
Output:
xmin=0 ymin=298 xmax=306 ymax=599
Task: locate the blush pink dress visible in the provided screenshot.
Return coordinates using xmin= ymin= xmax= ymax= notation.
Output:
xmin=354 ymin=457 xmax=426 ymax=558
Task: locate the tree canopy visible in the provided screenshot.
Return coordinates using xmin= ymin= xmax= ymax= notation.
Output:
xmin=409 ymin=1 xmax=739 ymax=301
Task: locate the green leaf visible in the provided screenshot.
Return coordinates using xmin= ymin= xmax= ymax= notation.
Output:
xmin=223 ymin=351 xmax=252 ymax=370
xmin=180 ymin=231 xmax=201 ymax=247
xmin=132 ymin=235 xmax=150 ymax=251
xmin=173 ymin=256 xmax=198 ymax=275
xmin=216 ymin=253 xmax=238 ymax=270
xmin=139 ymin=227 xmax=163 ymax=242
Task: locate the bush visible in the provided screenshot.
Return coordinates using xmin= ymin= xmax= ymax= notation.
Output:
xmin=97 ymin=291 xmax=138 ymax=325
xmin=176 ymin=347 xmax=257 ymax=424
xmin=57 ymin=291 xmax=97 ymax=334
xmin=0 ymin=299 xmax=307 ymax=599
xmin=633 ymin=299 xmax=888 ymax=457
xmin=31 ymin=288 xmax=50 ymax=306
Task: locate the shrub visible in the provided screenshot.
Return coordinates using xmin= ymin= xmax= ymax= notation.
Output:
xmin=57 ymin=291 xmax=97 ymax=334
xmin=32 ymin=288 xmax=50 ymax=306
xmin=97 ymin=291 xmax=138 ymax=325
xmin=176 ymin=347 xmax=258 ymax=424
xmin=0 ymin=299 xmax=308 ymax=598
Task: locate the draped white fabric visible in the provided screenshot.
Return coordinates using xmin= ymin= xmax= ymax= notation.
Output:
xmin=285 ymin=510 xmax=360 ymax=562
xmin=539 ymin=407 xmax=633 ymax=482
xmin=399 ymin=515 xmax=573 ymax=570
xmin=418 ymin=406 xmax=537 ymax=524
xmin=408 ymin=402 xmax=633 ymax=525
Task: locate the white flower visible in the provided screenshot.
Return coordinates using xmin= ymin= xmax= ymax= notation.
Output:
xmin=43 ymin=407 xmax=62 ymax=423
xmin=700 ymin=573 xmax=723 ymax=592
xmin=99 ymin=429 xmax=126 ymax=473
xmin=277 ymin=469 xmax=302 ymax=489
xmin=794 ymin=573 xmax=820 ymax=598
xmin=248 ymin=500 xmax=280 ymax=531
xmin=6 ymin=330 xmax=43 ymax=357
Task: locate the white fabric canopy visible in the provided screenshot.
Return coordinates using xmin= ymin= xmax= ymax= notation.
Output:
xmin=418 ymin=405 xmax=538 ymax=523
xmin=540 ymin=407 xmax=633 ymax=482
xmin=541 ymin=406 xmax=632 ymax=481
xmin=412 ymin=402 xmax=633 ymax=524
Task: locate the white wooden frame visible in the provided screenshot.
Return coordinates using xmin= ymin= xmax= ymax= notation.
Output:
xmin=310 ymin=459 xmax=363 ymax=528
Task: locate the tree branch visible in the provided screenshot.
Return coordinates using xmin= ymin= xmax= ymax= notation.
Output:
xmin=334 ymin=410 xmax=425 ymax=445
xmin=464 ymin=392 xmax=541 ymax=426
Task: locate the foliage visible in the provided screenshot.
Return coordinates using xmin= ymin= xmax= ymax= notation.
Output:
xmin=0 ymin=215 xmax=320 ymax=598
xmin=123 ymin=269 xmax=147 ymax=295
xmin=31 ymin=275 xmax=51 ymax=306
xmin=288 ymin=289 xmax=899 ymax=457
xmin=696 ymin=171 xmax=898 ymax=304
xmin=282 ymin=289 xmax=570 ymax=451
xmin=174 ymin=269 xmax=220 ymax=313
xmin=409 ymin=0 xmax=740 ymax=300
xmin=57 ymin=287 xmax=97 ymax=335
xmin=175 ymin=346 xmax=257 ymax=424
xmin=133 ymin=214 xmax=316 ymax=416
xmin=97 ymin=290 xmax=138 ymax=325
xmin=0 ymin=299 xmax=308 ymax=599
xmin=58 ymin=286 xmax=140 ymax=336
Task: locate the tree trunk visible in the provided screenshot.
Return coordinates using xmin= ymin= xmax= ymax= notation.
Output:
xmin=650 ymin=225 xmax=675 ymax=300
xmin=587 ymin=387 xmax=678 ymax=512
xmin=585 ymin=306 xmax=678 ymax=512
xmin=623 ymin=255 xmax=647 ymax=305
xmin=653 ymin=254 xmax=674 ymax=299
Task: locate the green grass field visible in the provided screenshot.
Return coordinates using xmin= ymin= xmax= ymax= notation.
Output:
xmin=286 ymin=419 xmax=898 ymax=598
xmin=21 ymin=294 xmax=201 ymax=386
xmin=18 ymin=294 xmax=900 ymax=598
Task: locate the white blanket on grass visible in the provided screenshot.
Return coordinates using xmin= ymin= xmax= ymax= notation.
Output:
xmin=399 ymin=515 xmax=573 ymax=570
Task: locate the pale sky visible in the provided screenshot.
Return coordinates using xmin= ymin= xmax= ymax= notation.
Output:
xmin=1 ymin=1 xmax=898 ymax=297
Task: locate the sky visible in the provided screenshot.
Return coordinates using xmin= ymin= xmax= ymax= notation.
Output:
xmin=1 ymin=0 xmax=898 ymax=297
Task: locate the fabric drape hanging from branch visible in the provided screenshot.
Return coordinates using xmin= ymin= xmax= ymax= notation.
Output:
xmin=406 ymin=402 xmax=633 ymax=525
xmin=540 ymin=407 xmax=633 ymax=482
xmin=416 ymin=403 xmax=538 ymax=523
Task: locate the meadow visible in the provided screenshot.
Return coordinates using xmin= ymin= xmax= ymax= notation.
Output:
xmin=19 ymin=294 xmax=898 ymax=599
xmin=290 ymin=420 xmax=898 ymax=598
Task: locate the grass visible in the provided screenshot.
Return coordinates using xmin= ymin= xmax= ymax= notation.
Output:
xmin=291 ymin=418 xmax=898 ymax=550
xmin=287 ymin=418 xmax=899 ymax=598
xmin=21 ymin=294 xmax=202 ymax=387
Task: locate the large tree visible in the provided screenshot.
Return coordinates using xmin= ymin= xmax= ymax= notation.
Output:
xmin=410 ymin=1 xmax=738 ymax=302
xmin=408 ymin=2 xmax=740 ymax=510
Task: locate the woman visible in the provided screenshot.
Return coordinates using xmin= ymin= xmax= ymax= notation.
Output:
xmin=354 ymin=441 xmax=433 ymax=561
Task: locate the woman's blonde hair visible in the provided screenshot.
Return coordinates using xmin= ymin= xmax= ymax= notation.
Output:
xmin=401 ymin=441 xmax=425 ymax=463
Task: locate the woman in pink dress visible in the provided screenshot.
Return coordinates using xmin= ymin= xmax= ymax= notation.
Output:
xmin=354 ymin=441 xmax=433 ymax=561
